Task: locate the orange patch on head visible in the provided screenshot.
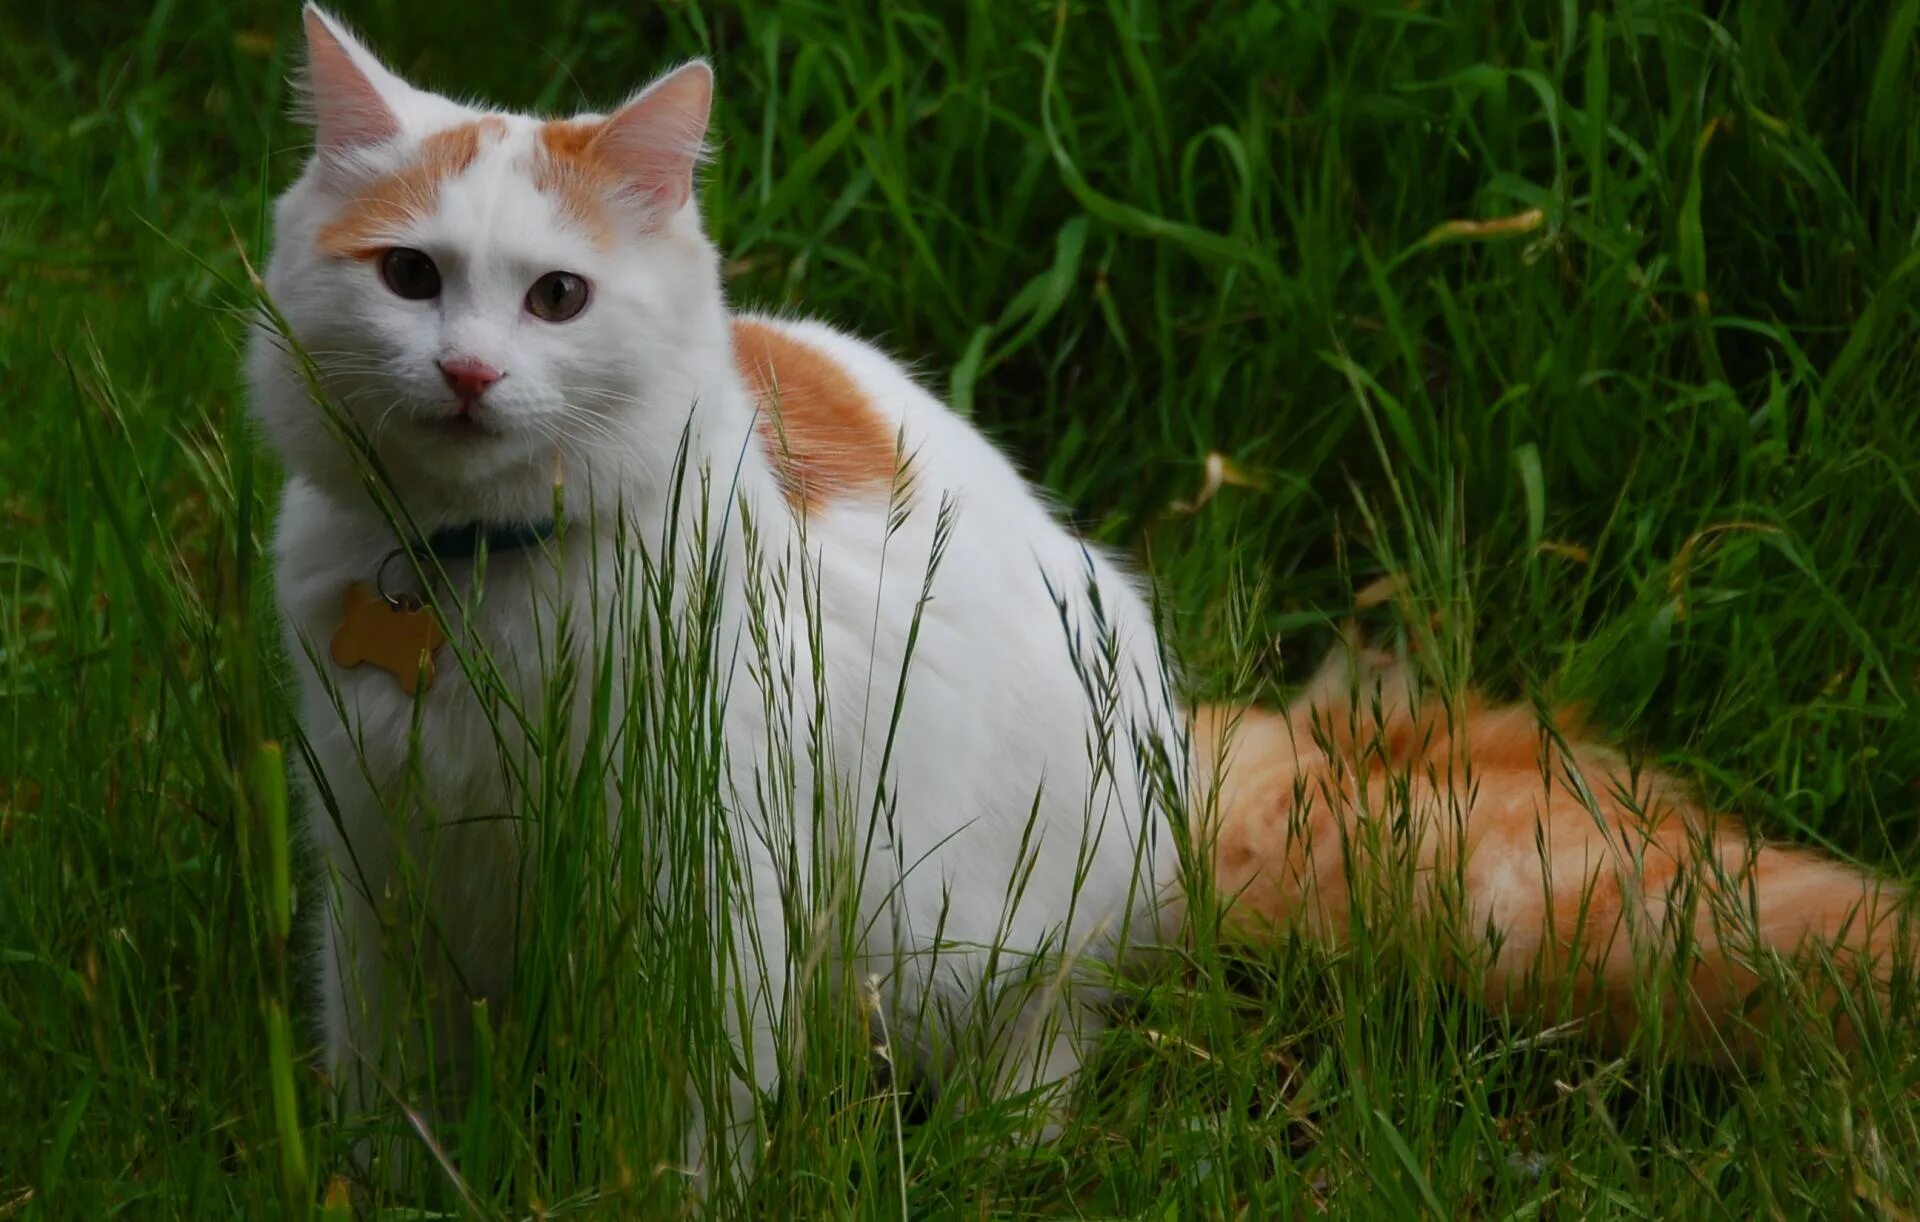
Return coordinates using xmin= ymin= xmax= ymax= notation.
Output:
xmin=534 ymin=119 xmax=619 ymax=247
xmin=316 ymin=118 xmax=506 ymax=259
xmin=732 ymin=319 xmax=903 ymax=512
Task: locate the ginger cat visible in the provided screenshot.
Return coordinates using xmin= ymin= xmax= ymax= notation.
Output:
xmin=1195 ymin=637 xmax=1908 ymax=1061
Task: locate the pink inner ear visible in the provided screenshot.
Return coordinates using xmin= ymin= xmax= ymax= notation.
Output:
xmin=588 ymin=62 xmax=713 ymax=211
xmin=304 ymin=8 xmax=399 ymax=152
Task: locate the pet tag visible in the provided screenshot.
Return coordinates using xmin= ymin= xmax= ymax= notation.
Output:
xmin=329 ymin=581 xmax=446 ymax=695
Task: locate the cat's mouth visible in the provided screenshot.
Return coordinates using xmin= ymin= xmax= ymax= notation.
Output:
xmin=420 ymin=412 xmax=500 ymax=440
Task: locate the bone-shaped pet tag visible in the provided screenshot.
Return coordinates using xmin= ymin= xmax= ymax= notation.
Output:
xmin=329 ymin=581 xmax=447 ymax=695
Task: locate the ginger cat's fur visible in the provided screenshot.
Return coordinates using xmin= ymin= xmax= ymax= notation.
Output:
xmin=1196 ymin=639 xmax=1908 ymax=1061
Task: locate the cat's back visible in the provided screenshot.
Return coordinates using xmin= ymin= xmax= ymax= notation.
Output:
xmin=729 ymin=311 xmax=1041 ymax=525
xmin=726 ymin=311 xmax=1177 ymax=932
xmin=726 ymin=310 xmax=1156 ymax=672
xmin=728 ymin=311 xmax=1145 ymax=670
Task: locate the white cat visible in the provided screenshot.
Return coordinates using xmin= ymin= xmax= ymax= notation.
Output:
xmin=253 ymin=6 xmax=1183 ymax=1185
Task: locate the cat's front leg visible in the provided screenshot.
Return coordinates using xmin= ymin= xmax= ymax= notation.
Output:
xmin=317 ymin=877 xmax=420 ymax=1183
xmin=317 ymin=867 xmax=478 ymax=1187
xmin=993 ymin=984 xmax=1108 ymax=1144
xmin=318 ymin=879 xmax=387 ymax=1126
xmin=686 ymin=871 xmax=791 ymax=1194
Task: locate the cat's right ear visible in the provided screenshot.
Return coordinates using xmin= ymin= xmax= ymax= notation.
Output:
xmin=587 ymin=61 xmax=714 ymax=216
xmin=298 ymin=5 xmax=406 ymax=154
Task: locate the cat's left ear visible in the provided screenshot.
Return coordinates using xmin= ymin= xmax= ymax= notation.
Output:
xmin=299 ymin=5 xmax=416 ymax=155
xmin=589 ymin=61 xmax=713 ymax=215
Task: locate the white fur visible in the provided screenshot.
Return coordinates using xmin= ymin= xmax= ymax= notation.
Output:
xmin=256 ymin=7 xmax=1185 ymax=1185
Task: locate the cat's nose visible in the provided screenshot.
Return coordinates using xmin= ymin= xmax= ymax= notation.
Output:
xmin=438 ymin=357 xmax=503 ymax=405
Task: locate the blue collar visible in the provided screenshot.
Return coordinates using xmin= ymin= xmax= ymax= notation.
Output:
xmin=409 ymin=519 xmax=557 ymax=563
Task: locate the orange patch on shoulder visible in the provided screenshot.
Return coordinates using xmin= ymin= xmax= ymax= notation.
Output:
xmin=534 ymin=119 xmax=619 ymax=247
xmin=732 ymin=319 xmax=903 ymax=512
xmin=316 ymin=118 xmax=507 ymax=260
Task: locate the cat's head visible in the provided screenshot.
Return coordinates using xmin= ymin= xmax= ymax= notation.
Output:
xmin=250 ymin=5 xmax=727 ymax=517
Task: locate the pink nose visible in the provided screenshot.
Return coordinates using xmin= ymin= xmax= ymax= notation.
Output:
xmin=438 ymin=357 xmax=503 ymax=403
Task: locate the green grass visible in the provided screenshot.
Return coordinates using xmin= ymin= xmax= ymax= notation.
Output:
xmin=7 ymin=0 xmax=1920 ymax=1215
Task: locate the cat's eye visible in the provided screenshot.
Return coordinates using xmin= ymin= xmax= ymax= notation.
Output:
xmin=525 ymin=271 xmax=590 ymax=323
xmin=379 ymin=247 xmax=442 ymax=300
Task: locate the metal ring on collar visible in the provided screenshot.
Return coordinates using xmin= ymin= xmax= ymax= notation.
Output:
xmin=373 ymin=547 xmax=421 ymax=611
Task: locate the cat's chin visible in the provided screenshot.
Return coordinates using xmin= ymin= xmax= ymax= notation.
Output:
xmin=377 ymin=424 xmax=555 ymax=502
xmin=393 ymin=429 xmax=508 ymax=473
xmin=416 ymin=413 xmax=504 ymax=442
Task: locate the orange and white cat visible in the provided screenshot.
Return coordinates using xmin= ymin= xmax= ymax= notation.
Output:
xmin=252 ymin=6 xmax=1908 ymax=1190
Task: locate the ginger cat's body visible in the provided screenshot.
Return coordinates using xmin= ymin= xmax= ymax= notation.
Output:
xmin=255 ymin=7 xmax=1909 ymax=1193
xmin=1196 ymin=647 xmax=1907 ymax=1062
